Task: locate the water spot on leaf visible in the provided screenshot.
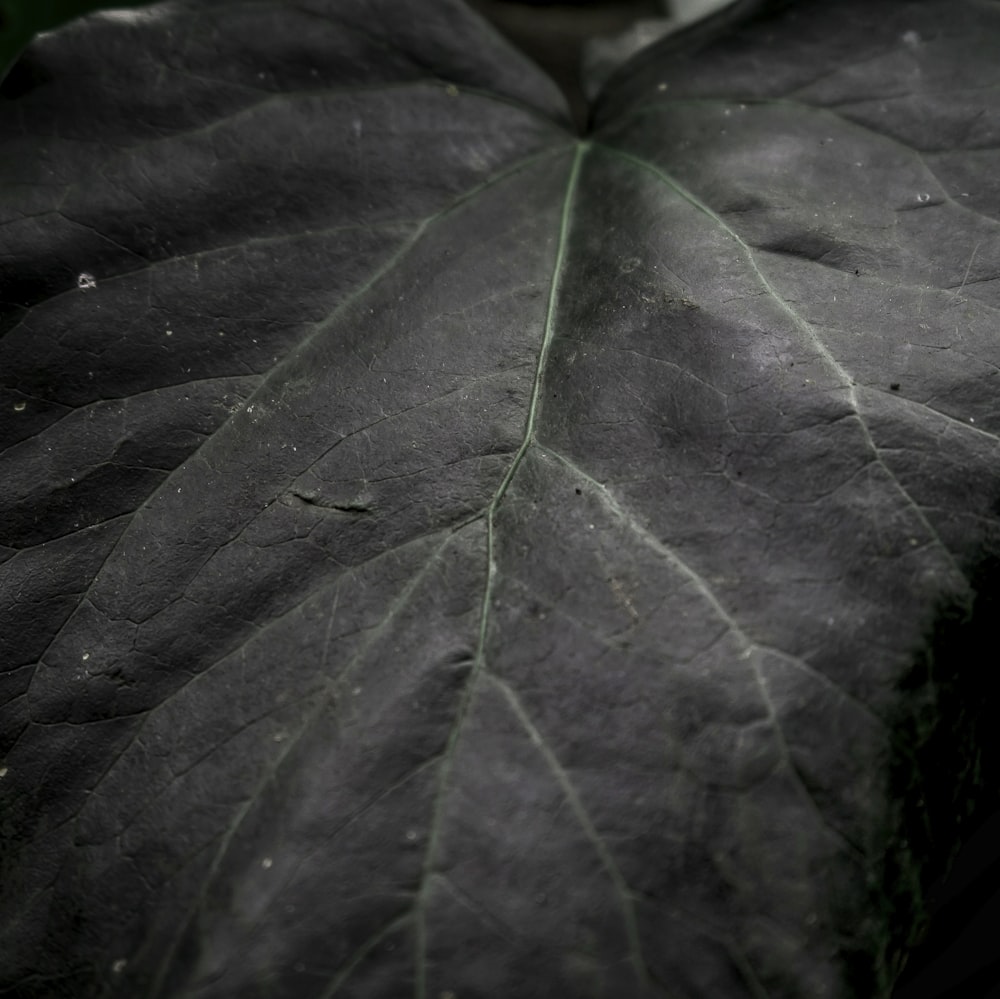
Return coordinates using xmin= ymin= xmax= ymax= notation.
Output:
xmin=916 ymin=192 xmax=931 ymax=203
xmin=12 ymin=401 xmax=25 ymax=412
xmin=77 ymin=272 xmax=96 ymax=291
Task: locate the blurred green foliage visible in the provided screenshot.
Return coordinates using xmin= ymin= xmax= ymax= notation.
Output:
xmin=0 ymin=0 xmax=150 ymax=80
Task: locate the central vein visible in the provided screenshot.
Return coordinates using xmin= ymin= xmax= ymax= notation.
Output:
xmin=474 ymin=139 xmax=586 ymax=662
xmin=413 ymin=140 xmax=585 ymax=999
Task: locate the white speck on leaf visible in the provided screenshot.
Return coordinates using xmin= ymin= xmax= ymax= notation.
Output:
xmin=902 ymin=29 xmax=921 ymax=46
xmin=445 ymin=83 xmax=458 ymax=97
xmin=916 ymin=192 xmax=931 ymax=203
xmin=77 ymin=272 xmax=97 ymax=291
xmin=405 ymin=830 xmax=417 ymax=841
xmin=0 ymin=767 xmax=8 ymax=779
xmin=13 ymin=401 xmax=25 ymax=412
xmin=82 ymin=652 xmax=90 ymax=661
xmin=111 ymin=959 xmax=127 ymax=974
xmin=261 ymin=857 xmax=273 ymax=869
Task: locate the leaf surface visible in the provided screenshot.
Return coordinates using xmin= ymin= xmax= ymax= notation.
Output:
xmin=1 ymin=1 xmax=999 ymax=997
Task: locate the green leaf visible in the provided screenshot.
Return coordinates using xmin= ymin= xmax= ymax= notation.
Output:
xmin=1 ymin=1 xmax=998 ymax=996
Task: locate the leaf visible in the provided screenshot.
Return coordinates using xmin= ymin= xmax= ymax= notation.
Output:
xmin=0 ymin=0 xmax=155 ymax=82
xmin=1 ymin=1 xmax=999 ymax=996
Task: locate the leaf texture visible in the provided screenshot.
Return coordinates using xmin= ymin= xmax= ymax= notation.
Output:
xmin=1 ymin=1 xmax=999 ymax=997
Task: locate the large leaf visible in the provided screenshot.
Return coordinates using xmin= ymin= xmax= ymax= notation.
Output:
xmin=2 ymin=1 xmax=999 ymax=996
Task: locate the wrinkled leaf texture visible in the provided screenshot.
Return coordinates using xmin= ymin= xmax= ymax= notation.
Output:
xmin=2 ymin=0 xmax=1000 ymax=996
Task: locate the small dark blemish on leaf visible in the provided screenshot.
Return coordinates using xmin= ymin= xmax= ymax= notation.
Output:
xmin=890 ymin=383 xmax=900 ymax=391
xmin=575 ymin=487 xmax=582 ymax=495
xmin=855 ymin=268 xmax=860 ymax=275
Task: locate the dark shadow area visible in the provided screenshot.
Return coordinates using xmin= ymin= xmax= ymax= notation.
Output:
xmin=0 ymin=50 xmax=53 ymax=98
xmin=886 ymin=549 xmax=1000 ymax=998
xmin=894 ymin=809 xmax=1000 ymax=997
xmin=465 ymin=0 xmax=661 ymax=130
